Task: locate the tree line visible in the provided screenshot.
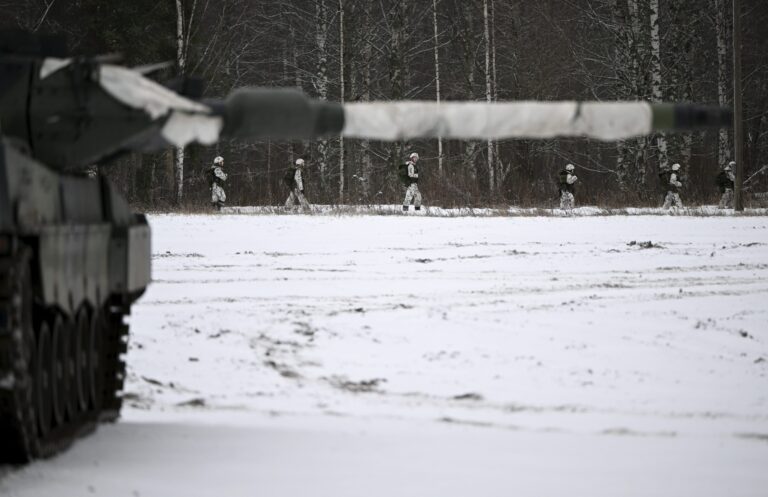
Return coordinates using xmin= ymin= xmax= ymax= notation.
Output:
xmin=3 ymin=0 xmax=767 ymax=208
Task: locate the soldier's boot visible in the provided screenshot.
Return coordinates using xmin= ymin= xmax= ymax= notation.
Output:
xmin=402 ymin=205 xmax=408 ymax=212
xmin=415 ymin=206 xmax=421 ymax=211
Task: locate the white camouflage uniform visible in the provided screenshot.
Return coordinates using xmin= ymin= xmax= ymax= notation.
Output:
xmin=560 ymin=167 xmax=578 ymax=210
xmin=662 ymin=168 xmax=683 ymax=209
xmin=719 ymin=188 xmax=734 ymax=209
xmin=210 ymin=165 xmax=227 ymax=207
xmin=285 ymin=166 xmax=310 ymax=209
xmin=560 ymin=191 xmax=575 ymax=210
xmin=403 ymin=160 xmax=422 ymax=209
xmin=718 ymin=165 xmax=736 ymax=209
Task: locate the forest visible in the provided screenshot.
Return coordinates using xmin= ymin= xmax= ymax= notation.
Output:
xmin=2 ymin=0 xmax=767 ymax=208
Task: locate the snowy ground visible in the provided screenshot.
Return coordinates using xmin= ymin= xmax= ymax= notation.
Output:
xmin=224 ymin=203 xmax=768 ymax=217
xmin=2 ymin=211 xmax=768 ymax=496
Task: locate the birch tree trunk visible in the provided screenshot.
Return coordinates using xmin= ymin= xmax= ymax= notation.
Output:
xmin=484 ymin=0 xmax=494 ymax=194
xmin=314 ymin=0 xmax=330 ymax=196
xmin=290 ymin=26 xmax=309 ymax=168
xmin=715 ymin=0 xmax=732 ymax=166
xmin=609 ymin=0 xmax=637 ymax=191
xmin=649 ymin=0 xmax=669 ymax=174
xmin=174 ymin=0 xmax=186 ymax=205
xmin=670 ymin=0 xmax=695 ymax=172
xmin=627 ymin=0 xmax=643 ymax=97
xmin=389 ymin=0 xmax=407 ymax=180
xmin=148 ymin=157 xmax=156 ymax=207
xmin=491 ymin=0 xmax=502 ymax=189
xmin=171 ymin=0 xmax=198 ymax=205
xmin=615 ymin=0 xmax=649 ymax=193
xmin=283 ymin=43 xmax=296 ymax=169
xmin=634 ymin=1 xmax=649 ymax=192
xmin=338 ymin=0 xmax=345 ymax=203
xmin=360 ymin=0 xmax=373 ymax=200
xmin=266 ymin=139 xmax=273 ymax=204
xmin=432 ymin=0 xmax=443 ymax=176
xmin=490 ymin=0 xmax=497 ymax=99
xmin=291 ymin=26 xmax=302 ymax=91
xmin=459 ymin=2 xmax=477 ymax=181
xmin=165 ymin=149 xmax=175 ymax=201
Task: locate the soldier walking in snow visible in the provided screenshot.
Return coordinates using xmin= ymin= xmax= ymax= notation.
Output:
xmin=716 ymin=161 xmax=736 ymax=209
xmin=399 ymin=152 xmax=422 ymax=212
xmin=662 ymin=162 xmax=684 ymax=209
xmin=208 ymin=155 xmax=227 ymax=211
xmin=658 ymin=163 xmax=671 ymax=206
xmin=558 ymin=163 xmax=578 ymax=210
xmin=284 ymin=158 xmax=311 ymax=209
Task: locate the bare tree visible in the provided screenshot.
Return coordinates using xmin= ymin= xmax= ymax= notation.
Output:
xmin=338 ymin=0 xmax=345 ymax=203
xmin=314 ymin=0 xmax=330 ymax=194
xmin=174 ymin=0 xmax=194 ymax=205
xmin=714 ymin=0 xmax=732 ymax=167
xmin=649 ymin=0 xmax=669 ymax=173
xmin=433 ymin=0 xmax=444 ymax=176
xmin=359 ymin=0 xmax=375 ymax=200
xmin=484 ymin=0 xmax=495 ymax=193
xmin=454 ymin=0 xmax=479 ymax=181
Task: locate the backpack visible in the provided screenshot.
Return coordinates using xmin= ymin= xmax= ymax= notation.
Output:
xmin=207 ymin=167 xmax=218 ymax=188
xmin=397 ymin=163 xmax=411 ymax=186
xmin=716 ymin=171 xmax=733 ymax=193
xmin=283 ymin=167 xmax=297 ymax=188
xmin=658 ymin=170 xmax=671 ymax=190
xmin=558 ymin=170 xmax=573 ymax=193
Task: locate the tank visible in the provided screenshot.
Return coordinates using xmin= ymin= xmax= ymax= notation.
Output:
xmin=0 ymin=33 xmax=152 ymax=463
xmin=0 ymin=32 xmax=345 ymax=463
xmin=0 ymin=31 xmax=731 ymax=464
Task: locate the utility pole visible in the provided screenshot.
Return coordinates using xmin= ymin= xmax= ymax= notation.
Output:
xmin=733 ymin=0 xmax=745 ymax=211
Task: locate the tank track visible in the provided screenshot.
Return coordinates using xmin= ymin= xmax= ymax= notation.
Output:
xmin=0 ymin=246 xmax=129 ymax=463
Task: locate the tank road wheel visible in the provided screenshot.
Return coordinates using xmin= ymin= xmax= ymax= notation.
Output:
xmin=75 ymin=309 xmax=91 ymax=414
xmin=89 ymin=312 xmax=104 ymax=412
xmin=63 ymin=314 xmax=79 ymax=420
xmin=35 ymin=322 xmax=53 ymax=439
xmin=0 ymin=248 xmax=40 ymax=463
xmin=50 ymin=316 xmax=66 ymax=428
xmin=22 ymin=325 xmax=37 ymax=449
xmin=100 ymin=307 xmax=129 ymax=421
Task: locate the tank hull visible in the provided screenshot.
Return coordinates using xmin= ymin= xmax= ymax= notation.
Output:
xmin=0 ymin=137 xmax=150 ymax=463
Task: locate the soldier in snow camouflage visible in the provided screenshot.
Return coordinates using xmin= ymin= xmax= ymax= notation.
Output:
xmin=662 ymin=162 xmax=684 ymax=209
xmin=209 ymin=156 xmax=227 ymax=210
xmin=658 ymin=163 xmax=671 ymax=206
xmin=400 ymin=152 xmax=422 ymax=212
xmin=559 ymin=163 xmax=578 ymax=210
xmin=716 ymin=161 xmax=736 ymax=209
xmin=285 ymin=158 xmax=311 ymax=209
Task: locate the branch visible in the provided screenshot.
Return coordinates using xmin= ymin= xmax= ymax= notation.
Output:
xmin=32 ymin=0 xmax=57 ymax=32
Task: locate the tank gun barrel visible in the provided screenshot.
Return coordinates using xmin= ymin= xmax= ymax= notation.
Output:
xmin=339 ymin=101 xmax=732 ymax=142
xmin=651 ymin=103 xmax=732 ymax=133
xmin=214 ymin=91 xmax=731 ymax=143
xmin=216 ymin=88 xmax=345 ymax=141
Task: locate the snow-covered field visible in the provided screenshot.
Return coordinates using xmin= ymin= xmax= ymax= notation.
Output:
xmin=3 ymin=212 xmax=768 ymax=496
xmin=224 ymin=204 xmax=768 ymax=217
